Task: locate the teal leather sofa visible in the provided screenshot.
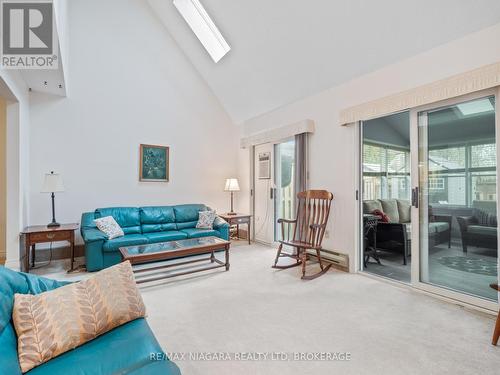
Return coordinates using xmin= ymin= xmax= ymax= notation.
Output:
xmin=0 ymin=266 xmax=180 ymax=374
xmin=81 ymin=204 xmax=230 ymax=271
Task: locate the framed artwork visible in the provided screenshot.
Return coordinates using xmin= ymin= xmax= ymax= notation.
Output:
xmin=139 ymin=144 xmax=169 ymax=182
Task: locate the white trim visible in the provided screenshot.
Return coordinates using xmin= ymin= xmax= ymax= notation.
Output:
xmin=340 ymin=61 xmax=500 ymax=125
xmin=241 ymin=119 xmax=314 ymax=148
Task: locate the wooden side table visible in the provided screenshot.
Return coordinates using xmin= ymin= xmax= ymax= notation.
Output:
xmin=21 ymin=223 xmax=79 ymax=273
xmin=219 ymin=213 xmax=252 ymax=244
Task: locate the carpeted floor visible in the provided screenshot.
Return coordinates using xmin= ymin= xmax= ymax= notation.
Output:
xmin=31 ymin=242 xmax=500 ymax=374
xmin=134 ymin=242 xmax=500 ymax=375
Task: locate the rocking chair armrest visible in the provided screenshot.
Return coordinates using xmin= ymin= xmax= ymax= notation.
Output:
xmin=277 ymin=218 xmax=297 ymax=224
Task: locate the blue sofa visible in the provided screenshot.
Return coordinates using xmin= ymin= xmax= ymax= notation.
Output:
xmin=81 ymin=204 xmax=229 ymax=271
xmin=0 ymin=266 xmax=180 ymax=374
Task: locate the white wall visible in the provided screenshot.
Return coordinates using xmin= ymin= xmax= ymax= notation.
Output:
xmin=28 ymin=0 xmax=239 ymax=244
xmin=242 ymin=22 xmax=500 ymax=272
xmin=0 ymin=70 xmax=30 ymax=268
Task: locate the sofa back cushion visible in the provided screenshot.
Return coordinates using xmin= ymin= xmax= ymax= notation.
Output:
xmin=95 ymin=207 xmax=141 ymax=235
xmin=363 ymin=200 xmax=382 ymax=214
xmin=140 ymin=206 xmax=177 ymax=233
xmin=397 ymin=200 xmax=411 ymax=223
xmin=380 ymin=199 xmax=399 ymax=223
xmin=174 ymin=204 xmax=207 ymax=229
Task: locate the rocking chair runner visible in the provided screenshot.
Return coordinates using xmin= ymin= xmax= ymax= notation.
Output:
xmin=272 ymin=190 xmax=334 ymax=280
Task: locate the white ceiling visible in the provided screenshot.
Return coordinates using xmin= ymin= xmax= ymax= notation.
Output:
xmin=148 ymin=0 xmax=500 ymax=123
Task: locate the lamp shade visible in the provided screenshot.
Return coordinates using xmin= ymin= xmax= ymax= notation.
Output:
xmin=41 ymin=171 xmax=65 ymax=193
xmin=224 ymin=178 xmax=240 ymax=192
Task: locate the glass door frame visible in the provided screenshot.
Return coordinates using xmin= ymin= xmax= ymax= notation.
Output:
xmin=357 ymin=88 xmax=500 ymax=312
xmin=409 ymin=88 xmax=500 ymax=312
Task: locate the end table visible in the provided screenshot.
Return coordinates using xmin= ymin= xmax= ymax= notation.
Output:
xmin=21 ymin=223 xmax=79 ymax=273
xmin=219 ymin=213 xmax=252 ymax=244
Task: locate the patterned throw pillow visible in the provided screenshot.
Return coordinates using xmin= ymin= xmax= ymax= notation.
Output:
xmin=94 ymin=216 xmax=124 ymax=239
xmin=13 ymin=261 xmax=146 ymax=373
xmin=196 ymin=210 xmax=217 ymax=229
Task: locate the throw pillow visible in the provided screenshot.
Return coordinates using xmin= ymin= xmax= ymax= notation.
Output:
xmin=94 ymin=216 xmax=124 ymax=239
xmin=13 ymin=261 xmax=146 ymax=373
xmin=196 ymin=210 xmax=217 ymax=229
xmin=372 ymin=209 xmax=390 ymax=223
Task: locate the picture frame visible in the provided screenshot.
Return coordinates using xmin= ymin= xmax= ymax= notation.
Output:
xmin=139 ymin=144 xmax=169 ymax=182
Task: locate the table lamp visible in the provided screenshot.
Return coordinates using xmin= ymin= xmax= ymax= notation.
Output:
xmin=41 ymin=171 xmax=65 ymax=228
xmin=224 ymin=178 xmax=240 ymax=215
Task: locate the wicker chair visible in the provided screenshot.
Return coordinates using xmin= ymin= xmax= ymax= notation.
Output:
xmin=272 ymin=190 xmax=333 ymax=280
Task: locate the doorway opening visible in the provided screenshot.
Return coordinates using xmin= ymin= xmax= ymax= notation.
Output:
xmin=253 ymin=138 xmax=297 ymax=245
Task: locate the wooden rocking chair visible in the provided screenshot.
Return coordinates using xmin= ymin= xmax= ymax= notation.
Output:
xmin=272 ymin=190 xmax=333 ymax=280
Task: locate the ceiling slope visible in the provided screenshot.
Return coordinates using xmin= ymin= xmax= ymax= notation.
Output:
xmin=148 ymin=0 xmax=500 ymax=123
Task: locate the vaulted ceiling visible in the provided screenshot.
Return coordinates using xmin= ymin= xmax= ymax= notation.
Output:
xmin=148 ymin=0 xmax=500 ymax=123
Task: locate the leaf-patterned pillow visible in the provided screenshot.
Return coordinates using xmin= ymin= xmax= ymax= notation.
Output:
xmin=12 ymin=261 xmax=146 ymax=373
xmin=196 ymin=210 xmax=217 ymax=229
xmin=94 ymin=216 xmax=124 ymax=239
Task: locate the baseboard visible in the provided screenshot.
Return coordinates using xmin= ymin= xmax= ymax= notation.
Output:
xmin=306 ymin=248 xmax=349 ymax=272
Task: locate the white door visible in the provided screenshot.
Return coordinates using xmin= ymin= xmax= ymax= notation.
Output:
xmin=254 ymin=143 xmax=275 ymax=244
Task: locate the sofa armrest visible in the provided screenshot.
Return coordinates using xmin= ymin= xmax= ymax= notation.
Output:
xmin=213 ymin=216 xmax=229 ymax=229
xmin=82 ymin=228 xmax=108 ymax=243
xmin=457 ymin=216 xmax=475 ymax=233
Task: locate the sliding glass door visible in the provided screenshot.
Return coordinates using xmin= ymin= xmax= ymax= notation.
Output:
xmin=416 ymin=95 xmax=498 ymax=302
xmin=360 ymin=89 xmax=500 ymax=309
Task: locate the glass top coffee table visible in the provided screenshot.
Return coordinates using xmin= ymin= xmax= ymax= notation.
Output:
xmin=119 ymin=236 xmax=230 ymax=283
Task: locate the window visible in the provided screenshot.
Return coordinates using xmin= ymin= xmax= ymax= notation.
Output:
xmin=428 ymin=142 xmax=496 ymax=205
xmin=429 ymin=178 xmax=444 ymax=190
xmin=363 ymin=143 xmax=410 ymax=200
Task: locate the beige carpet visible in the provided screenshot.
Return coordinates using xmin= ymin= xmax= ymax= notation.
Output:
xmin=135 ymin=242 xmax=500 ymax=375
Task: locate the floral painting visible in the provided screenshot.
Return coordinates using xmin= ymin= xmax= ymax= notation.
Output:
xmin=139 ymin=144 xmax=169 ymax=182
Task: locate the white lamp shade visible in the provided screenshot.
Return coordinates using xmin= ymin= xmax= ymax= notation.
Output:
xmin=41 ymin=172 xmax=65 ymax=193
xmin=224 ymin=178 xmax=240 ymax=192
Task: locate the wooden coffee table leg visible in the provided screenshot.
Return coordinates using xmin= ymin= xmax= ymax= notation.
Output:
xmin=210 ymin=251 xmax=215 ymax=263
xmin=225 ymin=245 xmax=230 ymax=271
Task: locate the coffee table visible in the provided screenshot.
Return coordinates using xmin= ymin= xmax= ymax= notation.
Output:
xmin=119 ymin=236 xmax=230 ymax=283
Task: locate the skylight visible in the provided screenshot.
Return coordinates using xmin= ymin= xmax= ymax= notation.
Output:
xmin=173 ymin=0 xmax=230 ymax=63
xmin=456 ymin=98 xmax=494 ymax=116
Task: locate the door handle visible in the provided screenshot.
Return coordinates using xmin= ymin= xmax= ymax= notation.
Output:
xmin=270 ymin=188 xmax=274 ymax=199
xmin=411 ymin=187 xmax=419 ymax=208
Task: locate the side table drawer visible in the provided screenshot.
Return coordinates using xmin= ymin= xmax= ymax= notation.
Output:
xmin=232 ymin=217 xmax=249 ymax=224
xmin=30 ymin=231 xmax=71 ymax=243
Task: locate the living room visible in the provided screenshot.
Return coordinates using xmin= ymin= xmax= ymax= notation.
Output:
xmin=1 ymin=0 xmax=500 ymax=374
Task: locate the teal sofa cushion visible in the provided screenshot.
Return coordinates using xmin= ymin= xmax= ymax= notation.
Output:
xmin=27 ymin=319 xmax=180 ymax=375
xmin=174 ymin=204 xmax=207 ymax=229
xmin=0 ymin=266 xmax=69 ymax=332
xmin=181 ymin=228 xmax=221 ymax=238
xmin=0 ymin=322 xmax=22 ymax=374
xmin=141 ymin=206 xmax=177 ymax=233
xmin=144 ymin=231 xmax=188 ymax=243
xmin=102 ymin=234 xmax=149 ymax=252
xmin=96 ymin=207 xmax=141 ymax=235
